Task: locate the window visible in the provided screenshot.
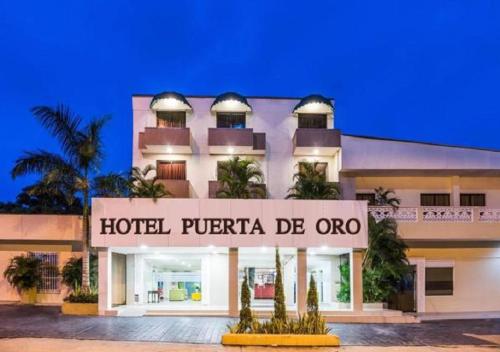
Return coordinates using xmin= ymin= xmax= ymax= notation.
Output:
xmin=156 ymin=111 xmax=186 ymax=128
xmin=460 ymin=193 xmax=486 ymax=206
xmin=298 ymin=162 xmax=327 ymax=177
xmin=157 ymin=161 xmax=186 ymax=180
xmin=298 ymin=114 xmax=327 ymax=129
xmin=356 ymin=193 xmax=376 ymax=205
xmin=216 ymin=112 xmax=246 ymax=128
xmin=31 ymin=252 xmax=59 ymax=293
xmin=420 ymin=193 xmax=450 ymax=206
xmin=425 ymin=267 xmax=453 ymax=296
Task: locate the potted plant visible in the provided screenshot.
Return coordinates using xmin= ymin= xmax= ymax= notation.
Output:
xmin=3 ymin=254 xmax=51 ymax=304
xmin=223 ymin=248 xmax=340 ymax=347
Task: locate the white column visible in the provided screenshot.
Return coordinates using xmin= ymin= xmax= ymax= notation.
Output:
xmin=350 ymin=250 xmax=364 ymax=312
xmin=98 ymin=248 xmax=112 ymax=315
xmin=297 ymin=249 xmax=307 ymax=315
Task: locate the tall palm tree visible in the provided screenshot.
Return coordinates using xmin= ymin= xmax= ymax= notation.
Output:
xmin=11 ymin=105 xmax=108 ymax=292
xmin=286 ymin=162 xmax=341 ymax=200
xmin=373 ymin=187 xmax=400 ymax=209
xmin=129 ymin=165 xmax=170 ymax=199
xmin=92 ymin=172 xmax=129 ymax=198
xmin=216 ymin=156 xmax=265 ymax=199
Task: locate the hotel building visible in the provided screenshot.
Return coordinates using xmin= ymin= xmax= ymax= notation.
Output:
xmin=1 ymin=92 xmax=500 ymax=321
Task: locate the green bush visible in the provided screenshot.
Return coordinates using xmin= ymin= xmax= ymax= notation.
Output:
xmin=3 ymin=254 xmax=58 ymax=293
xmin=64 ymin=284 xmax=98 ymax=303
xmin=234 ymin=272 xmax=254 ymax=333
xmin=61 ymin=255 xmax=98 ymax=290
xmin=336 ymin=262 xmax=350 ymax=303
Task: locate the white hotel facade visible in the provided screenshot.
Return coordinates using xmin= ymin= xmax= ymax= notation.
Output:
xmin=1 ymin=92 xmax=500 ymax=321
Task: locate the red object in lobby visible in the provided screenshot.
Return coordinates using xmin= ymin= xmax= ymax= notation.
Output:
xmin=254 ymin=283 xmax=275 ymax=299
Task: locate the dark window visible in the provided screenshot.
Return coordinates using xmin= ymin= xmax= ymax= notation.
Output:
xmin=156 ymin=111 xmax=186 ymax=128
xmin=157 ymin=161 xmax=186 ymax=180
xmin=298 ymin=162 xmax=327 ymax=178
xmin=460 ymin=193 xmax=486 ymax=206
xmin=420 ymin=193 xmax=450 ymax=206
xmin=425 ymin=267 xmax=453 ymax=296
xmin=356 ymin=193 xmax=376 ymax=205
xmin=216 ymin=112 xmax=246 ymax=128
xmin=298 ymin=114 xmax=327 ymax=129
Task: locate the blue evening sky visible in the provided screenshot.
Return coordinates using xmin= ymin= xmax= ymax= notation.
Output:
xmin=1 ymin=1 xmax=499 ymax=200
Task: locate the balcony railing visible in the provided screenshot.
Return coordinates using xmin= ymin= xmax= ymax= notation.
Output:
xmin=293 ymin=128 xmax=341 ymax=156
xmin=138 ymin=127 xmax=192 ymax=154
xmin=208 ymin=180 xmax=266 ymax=199
xmin=368 ymin=206 xmax=500 ymax=223
xmin=208 ymin=128 xmax=266 ymax=155
xmin=157 ymin=179 xmax=190 ymax=198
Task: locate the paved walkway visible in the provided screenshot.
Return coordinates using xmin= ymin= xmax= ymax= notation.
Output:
xmin=0 ymin=305 xmax=499 ymax=347
xmin=1 ymin=338 xmax=499 ymax=352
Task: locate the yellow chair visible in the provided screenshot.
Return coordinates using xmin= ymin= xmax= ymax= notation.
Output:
xmin=191 ymin=292 xmax=201 ymax=301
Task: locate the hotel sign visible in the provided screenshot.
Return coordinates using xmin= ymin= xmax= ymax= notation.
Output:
xmin=91 ymin=198 xmax=368 ymax=248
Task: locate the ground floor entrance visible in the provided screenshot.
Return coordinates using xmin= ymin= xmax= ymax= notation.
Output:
xmin=98 ymin=246 xmax=362 ymax=316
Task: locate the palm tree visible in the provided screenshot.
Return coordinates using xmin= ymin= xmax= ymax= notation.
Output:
xmin=129 ymin=165 xmax=170 ymax=199
xmin=216 ymin=156 xmax=265 ymax=199
xmin=286 ymin=162 xmax=341 ymax=199
xmin=374 ymin=187 xmax=400 ymax=209
xmin=11 ymin=105 xmax=108 ymax=292
xmin=92 ymin=172 xmax=129 ymax=197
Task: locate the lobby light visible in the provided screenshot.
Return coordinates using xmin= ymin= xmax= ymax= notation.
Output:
xmin=321 ymin=245 xmax=328 ymax=251
xmin=140 ymin=244 xmax=148 ymax=250
xmin=260 ymin=246 xmax=268 ymax=253
xmin=166 ymin=146 xmax=173 ymax=153
xmin=227 ymin=146 xmax=235 ymax=154
xmin=313 ymin=148 xmax=319 ymax=155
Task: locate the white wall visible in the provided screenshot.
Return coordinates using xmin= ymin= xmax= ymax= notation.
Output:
xmin=132 ymin=96 xmax=341 ymax=199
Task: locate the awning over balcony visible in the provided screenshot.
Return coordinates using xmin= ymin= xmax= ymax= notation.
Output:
xmin=211 ymin=92 xmax=252 ymax=113
xmin=293 ymin=94 xmax=334 ymax=115
xmin=150 ymin=92 xmax=192 ymax=111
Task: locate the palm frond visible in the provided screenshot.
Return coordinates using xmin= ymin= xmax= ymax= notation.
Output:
xmin=11 ymin=150 xmax=77 ymax=179
xmin=31 ymin=105 xmax=82 ymax=157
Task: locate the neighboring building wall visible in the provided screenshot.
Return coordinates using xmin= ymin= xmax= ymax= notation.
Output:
xmin=408 ymin=248 xmax=500 ymax=313
xmin=0 ymin=215 xmax=82 ymax=304
xmin=132 ymin=96 xmax=341 ymax=199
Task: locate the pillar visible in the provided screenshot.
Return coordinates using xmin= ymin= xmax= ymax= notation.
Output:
xmin=451 ymin=176 xmax=460 ymax=206
xmin=351 ymin=249 xmax=364 ymax=312
xmin=339 ymin=174 xmax=356 ymax=200
xmin=98 ymin=248 xmax=112 ymax=315
xmin=297 ymin=248 xmax=307 ymax=315
xmin=228 ymin=248 xmax=239 ymax=317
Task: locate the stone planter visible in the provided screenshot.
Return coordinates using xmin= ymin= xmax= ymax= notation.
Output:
xmin=20 ymin=288 xmax=37 ymax=304
xmin=221 ymin=333 xmax=340 ymax=346
xmin=61 ymin=302 xmax=98 ymax=315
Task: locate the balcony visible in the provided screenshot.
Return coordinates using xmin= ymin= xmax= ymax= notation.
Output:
xmin=293 ymin=128 xmax=341 ymax=156
xmin=138 ymin=127 xmax=192 ymax=154
xmin=158 ymin=179 xmax=190 ymax=198
xmin=208 ymin=128 xmax=266 ymax=155
xmin=208 ymin=180 xmax=267 ymax=198
xmin=368 ymin=206 xmax=500 ymax=241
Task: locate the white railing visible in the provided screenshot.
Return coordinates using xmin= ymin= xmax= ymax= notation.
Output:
xmin=478 ymin=208 xmax=500 ymax=222
xmin=368 ymin=207 xmax=418 ymax=222
xmin=369 ymin=206 xmax=500 ymax=223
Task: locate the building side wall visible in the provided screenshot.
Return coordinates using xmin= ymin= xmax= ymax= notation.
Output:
xmin=408 ymin=248 xmax=500 ymax=313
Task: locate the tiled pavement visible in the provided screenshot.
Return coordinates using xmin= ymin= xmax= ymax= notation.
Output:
xmin=0 ymin=305 xmax=498 ymax=346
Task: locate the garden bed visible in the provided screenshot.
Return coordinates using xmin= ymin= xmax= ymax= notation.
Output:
xmin=61 ymin=302 xmax=98 ymax=315
xmin=221 ymin=333 xmax=340 ymax=346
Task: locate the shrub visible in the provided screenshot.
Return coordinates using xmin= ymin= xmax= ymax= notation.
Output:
xmin=3 ymin=254 xmax=58 ymax=293
xmin=336 ymin=262 xmax=350 ymax=303
xmin=64 ymin=284 xmax=98 ymax=303
xmin=235 ymin=272 xmax=254 ymax=333
xmin=273 ymin=247 xmax=287 ymax=322
xmin=307 ymin=274 xmax=319 ymax=317
xmin=61 ymin=255 xmax=98 ymax=290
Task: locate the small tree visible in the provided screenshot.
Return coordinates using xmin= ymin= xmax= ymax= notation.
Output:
xmin=216 ymin=156 xmax=265 ymax=199
xmin=273 ymin=247 xmax=287 ymax=322
xmin=61 ymin=255 xmax=98 ymax=290
xmin=129 ymin=165 xmax=170 ymax=199
xmin=236 ymin=272 xmax=254 ymax=333
xmin=307 ymin=274 xmax=319 ymax=317
xmin=336 ymin=262 xmax=350 ymax=303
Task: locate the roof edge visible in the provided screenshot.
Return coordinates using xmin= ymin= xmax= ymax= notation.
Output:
xmin=342 ymin=133 xmax=500 ymax=153
xmin=133 ymin=93 xmax=335 ymax=101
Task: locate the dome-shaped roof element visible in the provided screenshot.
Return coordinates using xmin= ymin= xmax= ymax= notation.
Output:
xmin=211 ymin=92 xmax=252 ymax=113
xmin=293 ymin=94 xmax=334 ymax=115
xmin=150 ymin=92 xmax=192 ymax=111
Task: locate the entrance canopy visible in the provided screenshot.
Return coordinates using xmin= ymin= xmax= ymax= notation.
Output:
xmin=91 ymin=198 xmax=368 ymax=249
